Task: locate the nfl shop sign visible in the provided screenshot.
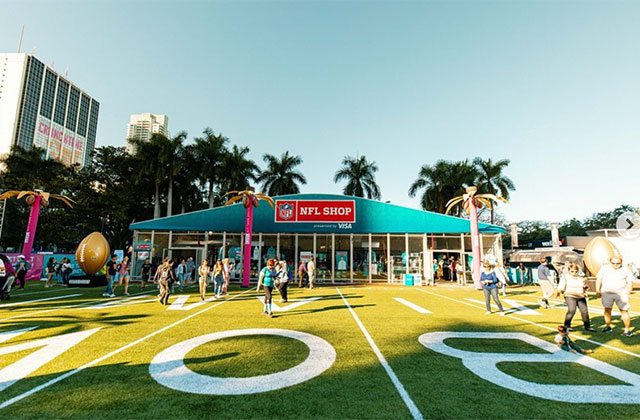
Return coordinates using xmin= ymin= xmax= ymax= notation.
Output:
xmin=275 ymin=200 xmax=356 ymax=223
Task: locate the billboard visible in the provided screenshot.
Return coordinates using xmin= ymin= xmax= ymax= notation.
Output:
xmin=275 ymin=200 xmax=356 ymax=223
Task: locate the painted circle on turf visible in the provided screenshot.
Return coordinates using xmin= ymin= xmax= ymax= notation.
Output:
xmin=149 ymin=328 xmax=336 ymax=395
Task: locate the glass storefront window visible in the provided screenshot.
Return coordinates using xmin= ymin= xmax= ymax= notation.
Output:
xmin=278 ymin=234 xmax=296 ymax=277
xmin=260 ymin=234 xmax=278 ymax=268
xmin=371 ymin=235 xmax=387 ymax=281
xmin=152 ymin=232 xmax=169 ymax=264
xmin=408 ymin=235 xmax=424 ymax=274
xmin=389 ymin=235 xmax=406 ymax=282
xmin=334 ymin=235 xmax=351 ymax=283
xmin=316 ymin=235 xmax=333 ymax=283
xmin=225 ymin=233 xmax=243 ymax=281
xmin=352 ymin=235 xmax=368 ymax=280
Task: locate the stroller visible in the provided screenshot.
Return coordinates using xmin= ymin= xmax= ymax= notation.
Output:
xmin=0 ymin=254 xmax=16 ymax=300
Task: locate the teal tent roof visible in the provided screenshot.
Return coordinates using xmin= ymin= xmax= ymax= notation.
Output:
xmin=129 ymin=193 xmax=505 ymax=234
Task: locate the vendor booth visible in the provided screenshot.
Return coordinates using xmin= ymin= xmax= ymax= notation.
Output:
xmin=129 ymin=194 xmax=505 ymax=284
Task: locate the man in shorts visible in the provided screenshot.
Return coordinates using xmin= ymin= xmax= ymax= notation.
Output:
xmin=596 ymin=256 xmax=634 ymax=336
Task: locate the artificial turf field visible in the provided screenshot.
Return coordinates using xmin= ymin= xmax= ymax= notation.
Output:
xmin=1 ymin=281 xmax=640 ymax=419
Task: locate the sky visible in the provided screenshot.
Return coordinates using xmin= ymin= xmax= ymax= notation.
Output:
xmin=1 ymin=0 xmax=639 ymax=224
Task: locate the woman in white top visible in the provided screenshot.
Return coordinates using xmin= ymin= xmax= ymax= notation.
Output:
xmin=558 ymin=262 xmax=595 ymax=332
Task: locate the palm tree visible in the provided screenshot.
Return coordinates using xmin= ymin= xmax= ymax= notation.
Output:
xmin=256 ymin=152 xmax=306 ymax=196
xmin=333 ymin=155 xmax=381 ymax=200
xmin=159 ymin=131 xmax=187 ymax=217
xmin=408 ymin=159 xmax=478 ymax=214
xmin=193 ymin=128 xmax=228 ymax=208
xmin=220 ymin=145 xmax=259 ymax=193
xmin=473 ymin=157 xmax=515 ymax=224
xmin=130 ymin=135 xmax=166 ymax=218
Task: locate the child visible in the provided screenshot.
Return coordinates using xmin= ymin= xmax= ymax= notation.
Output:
xmin=554 ymin=325 xmax=593 ymax=354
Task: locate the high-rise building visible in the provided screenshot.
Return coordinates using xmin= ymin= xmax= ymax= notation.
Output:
xmin=125 ymin=113 xmax=169 ymax=153
xmin=0 ymin=53 xmax=99 ymax=167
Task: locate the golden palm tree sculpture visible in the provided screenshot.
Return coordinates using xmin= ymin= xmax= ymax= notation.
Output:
xmin=0 ymin=189 xmax=75 ymax=257
xmin=445 ymin=186 xmax=508 ymax=289
xmin=223 ymin=190 xmax=274 ymax=287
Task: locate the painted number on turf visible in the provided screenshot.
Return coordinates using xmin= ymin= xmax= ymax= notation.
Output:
xmin=149 ymin=328 xmax=336 ymax=395
xmin=418 ymin=332 xmax=640 ymax=404
xmin=0 ymin=327 xmax=100 ymax=392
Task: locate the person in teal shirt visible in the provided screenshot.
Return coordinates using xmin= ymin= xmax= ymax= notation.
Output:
xmin=259 ymin=258 xmax=276 ymax=317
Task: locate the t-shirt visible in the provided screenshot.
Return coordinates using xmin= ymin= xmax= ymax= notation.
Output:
xmin=261 ymin=267 xmax=275 ymax=287
xmin=141 ymin=263 xmax=152 ymax=276
xmin=597 ymin=265 xmax=634 ymax=294
xmin=118 ymin=262 xmax=129 ymax=276
xmin=554 ymin=334 xmax=572 ymax=346
xmin=480 ymin=271 xmax=498 ymax=289
xmin=106 ymin=261 xmax=117 ymax=276
xmin=537 ymin=264 xmax=551 ymax=280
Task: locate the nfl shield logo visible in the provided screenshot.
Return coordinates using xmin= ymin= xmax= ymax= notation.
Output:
xmin=279 ymin=203 xmax=294 ymax=220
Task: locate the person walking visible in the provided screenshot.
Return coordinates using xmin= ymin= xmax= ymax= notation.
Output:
xmin=307 ymin=257 xmax=316 ymax=290
xmin=15 ymin=255 xmax=28 ymax=290
xmin=558 ymin=262 xmax=595 ymax=332
xmin=481 ymin=261 xmax=505 ymax=315
xmin=259 ymin=259 xmax=276 ymax=317
xmin=596 ymin=256 xmax=634 ymax=336
xmin=495 ymin=262 xmax=509 ymax=296
xmin=103 ymin=255 xmax=117 ymax=298
xmin=212 ymin=260 xmax=224 ymax=298
xmin=537 ymin=258 xmax=555 ymax=309
xmin=298 ymin=260 xmax=307 ymax=288
xmin=113 ymin=255 xmax=131 ymax=296
xmin=222 ymin=258 xmax=231 ymax=295
xmin=276 ymin=260 xmax=289 ymax=303
xmin=140 ymin=259 xmax=152 ymax=291
xmin=198 ymin=259 xmax=211 ymax=301
xmin=45 ymin=257 xmax=57 ymax=288
xmin=155 ymin=257 xmax=175 ymax=305
xmin=175 ymin=258 xmax=186 ymax=291
xmin=185 ymin=257 xmax=195 ymax=286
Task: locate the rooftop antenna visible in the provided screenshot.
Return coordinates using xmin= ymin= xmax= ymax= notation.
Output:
xmin=17 ymin=25 xmax=24 ymax=53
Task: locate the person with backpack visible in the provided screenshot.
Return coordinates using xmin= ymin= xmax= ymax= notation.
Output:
xmin=155 ymin=257 xmax=175 ymax=305
xmin=481 ymin=261 xmax=505 ymax=315
xmin=15 ymin=255 xmax=29 ymax=290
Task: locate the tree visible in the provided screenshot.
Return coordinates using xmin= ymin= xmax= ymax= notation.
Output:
xmin=408 ymin=159 xmax=478 ymax=214
xmin=220 ymin=145 xmax=259 ymax=193
xmin=333 ymin=155 xmax=381 ymax=200
xmin=256 ymin=151 xmax=306 ymax=196
xmin=161 ymin=131 xmax=187 ymax=217
xmin=473 ymin=157 xmax=515 ymax=224
xmin=193 ymin=128 xmax=228 ymax=208
xmin=130 ymin=134 xmax=166 ymax=218
xmin=583 ymin=205 xmax=635 ymax=231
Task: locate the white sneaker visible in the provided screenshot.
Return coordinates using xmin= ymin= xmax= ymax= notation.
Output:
xmin=102 ymin=293 xmax=108 ymax=297
xmin=109 ymin=294 xmax=116 ymax=298
xmin=485 ymin=311 xmax=491 ymax=315
xmin=499 ymin=311 xmax=505 ymax=316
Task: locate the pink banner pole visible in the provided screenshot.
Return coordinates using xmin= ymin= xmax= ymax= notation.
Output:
xmin=242 ymin=198 xmax=254 ymax=288
xmin=468 ymin=200 xmax=483 ymax=290
xmin=22 ymin=195 xmax=41 ymax=258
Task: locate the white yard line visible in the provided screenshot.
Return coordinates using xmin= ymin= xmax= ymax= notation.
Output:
xmin=0 ymin=290 xmax=153 ymax=322
xmin=415 ymin=288 xmax=640 ymax=360
xmin=9 ymin=287 xmax=80 ymax=297
xmin=393 ymin=297 xmax=432 ymax=314
xmin=0 ymin=287 xmax=254 ymax=409
xmin=337 ymin=288 xmax=423 ymax=420
xmin=0 ymin=294 xmax=83 ymax=308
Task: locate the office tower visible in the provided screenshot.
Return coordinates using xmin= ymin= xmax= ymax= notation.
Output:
xmin=0 ymin=53 xmax=99 ymax=167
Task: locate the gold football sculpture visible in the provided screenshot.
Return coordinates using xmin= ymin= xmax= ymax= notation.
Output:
xmin=76 ymin=232 xmax=111 ymax=276
xmin=583 ymin=236 xmax=621 ymax=277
